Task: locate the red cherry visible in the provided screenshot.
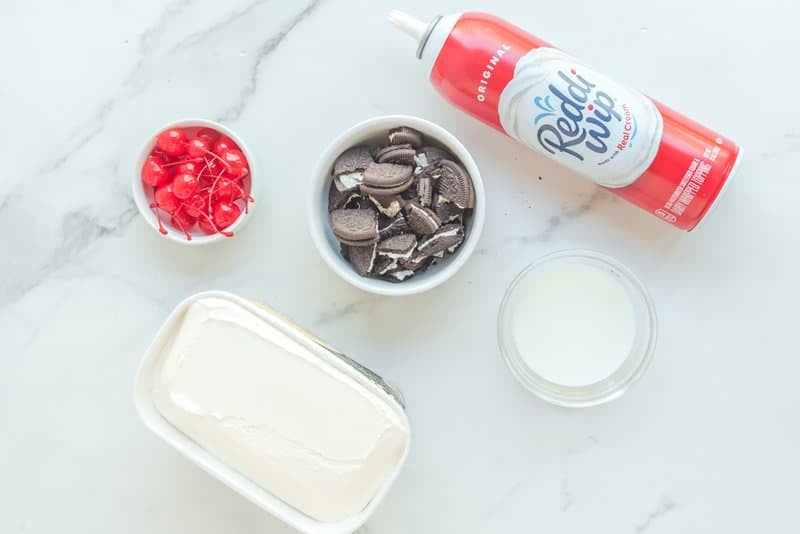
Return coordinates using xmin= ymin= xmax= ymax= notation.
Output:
xmin=173 ymin=173 xmax=198 ymax=200
xmin=151 ymin=149 xmax=177 ymax=164
xmin=197 ymin=127 xmax=220 ymax=144
xmin=213 ymin=136 xmax=239 ymax=154
xmin=198 ymin=215 xmax=217 ymax=235
xmin=154 ymin=184 xmax=179 ymax=213
xmin=141 ymin=155 xmax=170 ymax=187
xmin=219 ymin=148 xmax=249 ymax=179
xmin=213 ymin=201 xmax=241 ymax=229
xmin=185 ymin=136 xmax=211 ymax=158
xmin=175 ymin=160 xmax=203 ymax=176
xmin=212 ymin=178 xmax=243 ymax=203
xmin=183 ymin=193 xmax=207 ymax=217
xmin=156 ymin=128 xmax=188 ymax=156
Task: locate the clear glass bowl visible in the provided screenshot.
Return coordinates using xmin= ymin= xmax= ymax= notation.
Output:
xmin=497 ymin=250 xmax=658 ymax=408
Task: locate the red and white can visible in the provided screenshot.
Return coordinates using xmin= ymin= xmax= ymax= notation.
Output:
xmin=390 ymin=11 xmax=742 ymax=231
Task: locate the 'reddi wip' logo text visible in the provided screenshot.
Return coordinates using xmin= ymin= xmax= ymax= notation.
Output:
xmin=533 ymin=68 xmax=622 ymax=161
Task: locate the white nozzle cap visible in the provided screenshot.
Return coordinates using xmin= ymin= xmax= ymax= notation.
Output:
xmin=388 ymin=10 xmax=427 ymax=41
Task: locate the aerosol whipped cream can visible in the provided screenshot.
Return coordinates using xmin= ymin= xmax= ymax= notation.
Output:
xmin=389 ymin=11 xmax=742 ymax=231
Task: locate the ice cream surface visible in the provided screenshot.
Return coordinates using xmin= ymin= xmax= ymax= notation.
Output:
xmin=151 ymin=296 xmax=409 ymax=522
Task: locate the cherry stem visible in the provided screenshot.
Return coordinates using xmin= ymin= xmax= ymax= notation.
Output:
xmin=194 ymin=160 xmax=210 ymax=183
xmin=172 ymin=205 xmax=193 ymax=241
xmin=208 ymin=167 xmax=227 ymax=213
xmin=149 ymin=197 xmax=168 ymax=235
xmin=201 ymin=147 xmax=230 ymax=170
xmin=227 ymin=180 xmax=253 ymax=213
xmin=161 ymin=157 xmax=204 ymax=168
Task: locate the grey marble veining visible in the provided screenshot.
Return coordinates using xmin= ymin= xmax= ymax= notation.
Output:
xmin=635 ymin=496 xmax=676 ymax=534
xmin=217 ymin=0 xmax=324 ymax=122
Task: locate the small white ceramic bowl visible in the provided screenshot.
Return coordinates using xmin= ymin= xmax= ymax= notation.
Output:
xmin=132 ymin=118 xmax=259 ymax=245
xmin=309 ymin=115 xmax=485 ymax=296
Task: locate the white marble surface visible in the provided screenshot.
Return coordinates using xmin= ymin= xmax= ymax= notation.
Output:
xmin=1 ymin=0 xmax=798 ymax=532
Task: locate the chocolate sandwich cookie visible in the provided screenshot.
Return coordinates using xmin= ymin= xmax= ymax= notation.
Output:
xmin=361 ymin=162 xmax=415 ymax=196
xmin=333 ymin=174 xmax=362 ymax=195
xmin=417 ymin=223 xmax=465 ymax=256
xmin=417 ymin=176 xmax=433 ymax=207
xmin=433 ymin=194 xmax=463 ymax=222
xmin=414 ymin=164 xmax=443 ymax=184
xmin=438 ymin=160 xmax=475 ymax=209
xmin=414 ymin=146 xmax=451 ymax=169
xmin=378 ymin=213 xmax=410 ymax=239
xmin=377 ymin=233 xmax=417 ymax=261
xmin=344 ymin=243 xmax=377 ymax=276
xmin=374 ymin=256 xmax=399 ymax=276
xmin=388 ymin=126 xmax=423 ymax=147
xmin=332 ymin=147 xmax=373 ymax=195
xmin=334 ymin=147 xmax=373 ymax=176
xmin=374 ymin=233 xmax=420 ymax=281
xmin=374 ymin=144 xmax=417 ymax=165
xmin=400 ymin=249 xmax=434 ymax=272
xmin=337 ymin=235 xmax=380 ymax=247
xmin=405 ymin=201 xmax=441 ymax=235
xmin=330 ymin=208 xmax=379 ymax=246
xmin=329 ymin=182 xmax=366 ymax=211
xmin=362 ymin=162 xmax=414 ymax=188
xmin=361 ymin=182 xmax=415 ymax=197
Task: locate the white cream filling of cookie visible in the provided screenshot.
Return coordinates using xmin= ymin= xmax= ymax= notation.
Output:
xmin=390 ymin=270 xmax=415 ymax=281
xmin=378 ymin=260 xmax=399 ymax=275
xmin=419 ymin=227 xmax=462 ymax=250
xmin=378 ymin=245 xmax=416 ymax=261
xmin=365 ymin=245 xmax=377 ymax=273
xmin=447 ymin=241 xmax=463 ymax=253
xmin=337 ymin=172 xmax=364 ymax=189
xmin=369 ymin=196 xmax=402 ymax=218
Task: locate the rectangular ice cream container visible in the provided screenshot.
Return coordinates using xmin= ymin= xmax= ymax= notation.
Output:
xmin=134 ymin=290 xmax=410 ymax=534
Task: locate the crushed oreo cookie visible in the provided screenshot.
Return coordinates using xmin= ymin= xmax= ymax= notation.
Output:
xmin=327 ymin=126 xmax=474 ymax=283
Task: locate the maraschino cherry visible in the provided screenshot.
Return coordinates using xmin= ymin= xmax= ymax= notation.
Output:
xmin=213 ymin=136 xmax=238 ymax=154
xmin=219 ymin=148 xmax=249 ymax=179
xmin=173 ymin=173 xmax=198 ymax=200
xmin=141 ymin=155 xmax=170 ymax=187
xmin=213 ymin=201 xmax=241 ymax=229
xmin=156 ymin=129 xmax=188 ymax=156
xmin=185 ymin=136 xmax=211 ymax=159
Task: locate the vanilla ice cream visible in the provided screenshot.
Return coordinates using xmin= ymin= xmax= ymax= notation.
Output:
xmin=150 ymin=296 xmax=409 ymax=523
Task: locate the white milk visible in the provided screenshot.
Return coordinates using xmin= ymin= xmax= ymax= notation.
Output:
xmin=511 ymin=264 xmax=636 ymax=387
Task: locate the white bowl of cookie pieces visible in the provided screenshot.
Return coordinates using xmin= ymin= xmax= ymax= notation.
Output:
xmin=309 ymin=115 xmax=485 ymax=296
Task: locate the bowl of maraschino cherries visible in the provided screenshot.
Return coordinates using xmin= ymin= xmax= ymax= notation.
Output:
xmin=132 ymin=119 xmax=257 ymax=244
